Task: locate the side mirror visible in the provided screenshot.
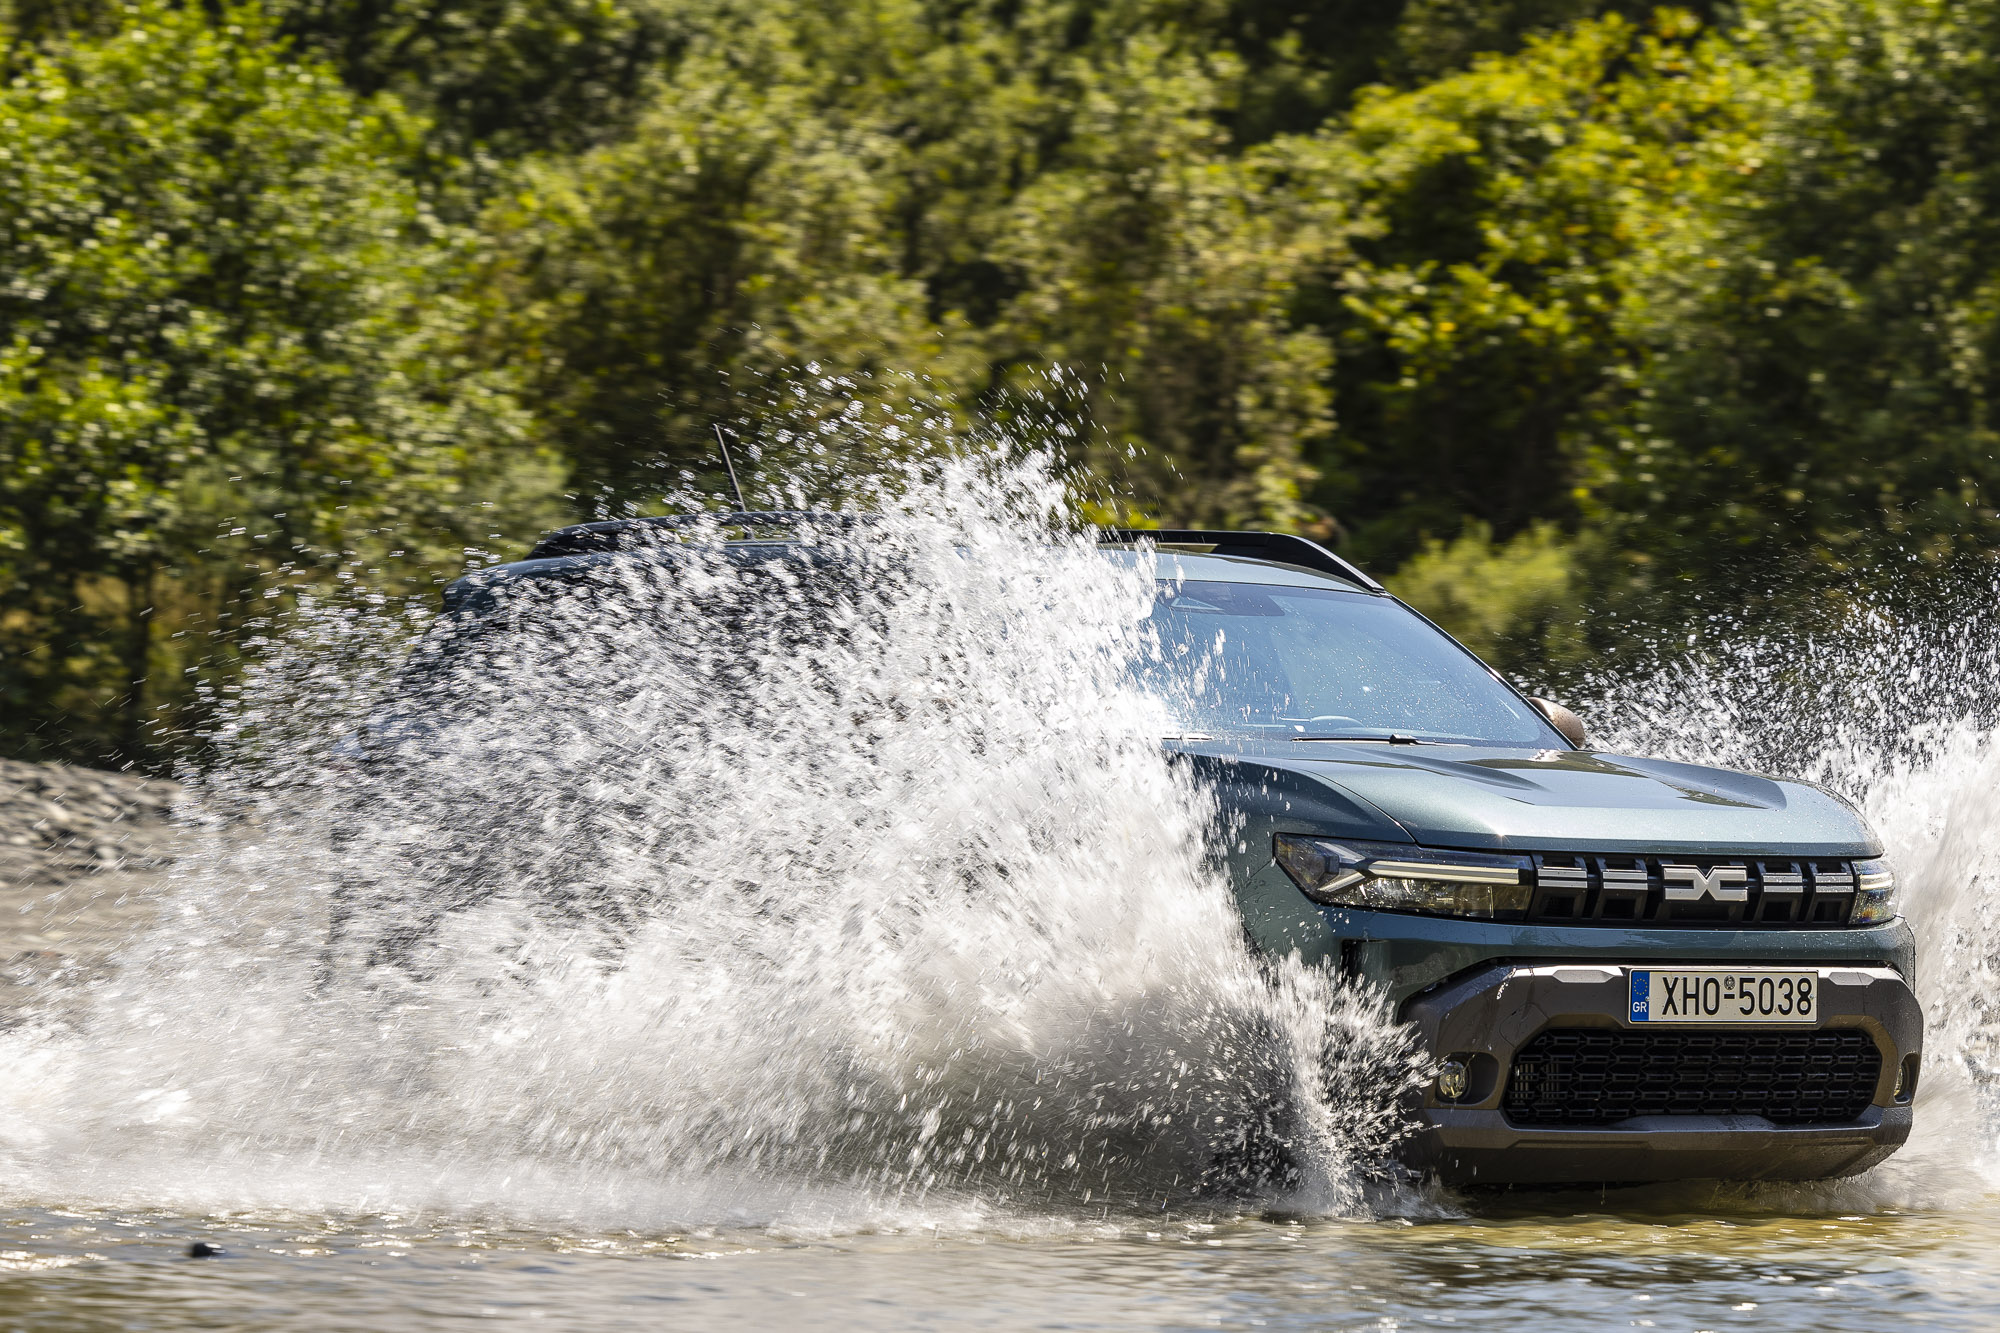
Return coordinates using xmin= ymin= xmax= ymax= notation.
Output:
xmin=1529 ymin=697 xmax=1588 ymax=749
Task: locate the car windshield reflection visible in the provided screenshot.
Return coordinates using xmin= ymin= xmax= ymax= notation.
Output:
xmin=1135 ymin=579 xmax=1555 ymax=747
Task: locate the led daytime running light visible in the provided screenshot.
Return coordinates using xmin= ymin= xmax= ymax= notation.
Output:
xmin=1852 ymin=859 xmax=1898 ymax=924
xmin=1273 ymin=835 xmax=1533 ymax=921
xmin=1367 ymin=860 xmax=1523 ymax=886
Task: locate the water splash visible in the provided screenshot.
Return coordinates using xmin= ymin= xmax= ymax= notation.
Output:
xmin=0 ymin=446 xmax=1422 ymax=1229
xmin=9 ymin=431 xmax=1998 ymax=1228
xmin=1573 ymin=596 xmax=2000 ymax=1207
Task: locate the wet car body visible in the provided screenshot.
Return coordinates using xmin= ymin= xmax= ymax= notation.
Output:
xmin=1189 ymin=731 xmax=1917 ymax=1185
xmin=446 ymin=514 xmax=1920 ymax=1188
xmin=1129 ymin=535 xmax=1919 ymax=1187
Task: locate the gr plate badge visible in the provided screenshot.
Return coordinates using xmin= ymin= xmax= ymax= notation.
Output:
xmin=1630 ymin=968 xmax=1817 ymax=1024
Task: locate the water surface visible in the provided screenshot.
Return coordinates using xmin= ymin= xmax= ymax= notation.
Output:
xmin=5 ymin=1195 xmax=1998 ymax=1330
xmin=4 ymin=455 xmax=1999 ymax=1328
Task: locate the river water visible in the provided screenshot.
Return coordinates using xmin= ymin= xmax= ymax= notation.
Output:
xmin=7 ymin=1196 xmax=2000 ymax=1330
xmin=5 ymin=449 xmax=2000 ymax=1329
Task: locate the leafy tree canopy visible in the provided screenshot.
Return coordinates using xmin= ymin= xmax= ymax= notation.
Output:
xmin=0 ymin=0 xmax=558 ymax=761
xmin=10 ymin=0 xmax=2000 ymax=759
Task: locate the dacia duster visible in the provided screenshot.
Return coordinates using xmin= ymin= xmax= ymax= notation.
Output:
xmin=446 ymin=514 xmax=1921 ymax=1187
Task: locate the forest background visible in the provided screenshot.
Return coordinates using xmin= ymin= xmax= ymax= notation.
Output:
xmin=4 ymin=0 xmax=1998 ymax=766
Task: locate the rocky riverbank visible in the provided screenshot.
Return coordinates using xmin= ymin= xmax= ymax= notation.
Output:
xmin=1 ymin=760 xmax=185 ymax=1010
xmin=0 ymin=758 xmax=182 ymax=892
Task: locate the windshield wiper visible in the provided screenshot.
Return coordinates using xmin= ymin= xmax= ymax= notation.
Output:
xmin=1291 ymin=733 xmax=1431 ymax=744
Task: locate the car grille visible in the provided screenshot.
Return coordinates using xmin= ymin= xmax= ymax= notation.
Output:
xmin=1501 ymin=1027 xmax=1882 ymax=1127
xmin=1524 ymin=855 xmax=1861 ymax=926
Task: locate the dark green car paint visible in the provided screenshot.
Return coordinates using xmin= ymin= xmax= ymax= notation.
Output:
xmin=1139 ymin=550 xmax=1906 ymax=985
xmin=461 ymin=529 xmax=1921 ymax=1184
xmin=1172 ymin=736 xmax=1910 ymax=1009
xmin=1267 ymin=743 xmax=1880 ymax=856
xmin=1138 ymin=549 xmax=1919 ymax=1182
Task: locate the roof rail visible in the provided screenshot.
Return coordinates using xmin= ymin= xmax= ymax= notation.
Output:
xmin=527 ymin=511 xmax=873 ymax=560
xmin=1097 ymin=527 xmax=1382 ymax=592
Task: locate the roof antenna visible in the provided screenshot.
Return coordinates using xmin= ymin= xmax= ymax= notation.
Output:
xmin=714 ymin=422 xmax=750 ymax=513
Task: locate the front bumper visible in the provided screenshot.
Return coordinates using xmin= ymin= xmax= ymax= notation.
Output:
xmin=1399 ymin=961 xmax=1922 ymax=1185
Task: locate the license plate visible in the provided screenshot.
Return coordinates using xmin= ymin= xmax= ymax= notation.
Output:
xmin=1629 ymin=969 xmax=1818 ymax=1024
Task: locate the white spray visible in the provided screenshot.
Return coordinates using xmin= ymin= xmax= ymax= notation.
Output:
xmin=1577 ymin=602 xmax=2000 ymax=1205
xmin=0 ymin=447 xmax=1422 ymax=1229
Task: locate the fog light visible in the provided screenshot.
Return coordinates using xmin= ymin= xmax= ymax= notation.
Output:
xmin=1437 ymin=1058 xmax=1470 ymax=1102
xmin=1895 ymin=1054 xmax=1920 ymax=1103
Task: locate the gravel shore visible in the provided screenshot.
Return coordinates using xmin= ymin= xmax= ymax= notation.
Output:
xmin=0 ymin=759 xmax=182 ymax=891
xmin=0 ymin=759 xmax=185 ymax=1014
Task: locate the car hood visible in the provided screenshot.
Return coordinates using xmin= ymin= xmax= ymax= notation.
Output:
xmin=1173 ymin=739 xmax=1879 ymax=857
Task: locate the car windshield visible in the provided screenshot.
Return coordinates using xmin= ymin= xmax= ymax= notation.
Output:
xmin=1136 ymin=579 xmax=1556 ymax=746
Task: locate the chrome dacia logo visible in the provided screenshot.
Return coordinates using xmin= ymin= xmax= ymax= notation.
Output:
xmin=1661 ymin=864 xmax=1749 ymax=903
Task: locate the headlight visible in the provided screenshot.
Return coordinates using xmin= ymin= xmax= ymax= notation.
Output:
xmin=1852 ymin=859 xmax=1898 ymax=924
xmin=1273 ymin=835 xmax=1533 ymax=921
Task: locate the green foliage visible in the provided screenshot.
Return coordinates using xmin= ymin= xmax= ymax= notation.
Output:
xmin=487 ymin=0 xmax=1348 ymax=528
xmin=1387 ymin=520 xmax=1588 ymax=675
xmin=1306 ymin=11 xmax=1767 ymax=569
xmin=1330 ymin=0 xmax=2000 ymax=630
xmin=1389 ymin=0 xmax=1720 ymax=80
xmin=3 ymin=0 xmax=666 ymax=155
xmin=0 ymin=1 xmax=559 ymax=762
xmin=10 ymin=0 xmax=2000 ymax=762
xmin=268 ymin=0 xmax=668 ymax=155
xmin=1593 ymin=0 xmax=2000 ymax=597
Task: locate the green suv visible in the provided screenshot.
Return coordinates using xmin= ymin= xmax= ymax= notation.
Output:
xmin=454 ymin=514 xmax=1921 ymax=1188
xmin=1104 ymin=527 xmax=1918 ymax=1187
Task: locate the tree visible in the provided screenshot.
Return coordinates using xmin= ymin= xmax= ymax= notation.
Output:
xmin=3 ymin=0 xmax=666 ymax=157
xmin=1301 ymin=0 xmax=2000 ymax=640
xmin=484 ymin=0 xmax=1348 ymax=528
xmin=0 ymin=0 xmax=560 ymax=763
xmin=1294 ymin=11 xmax=1763 ymax=570
xmin=1593 ymin=0 xmax=2000 ymax=596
